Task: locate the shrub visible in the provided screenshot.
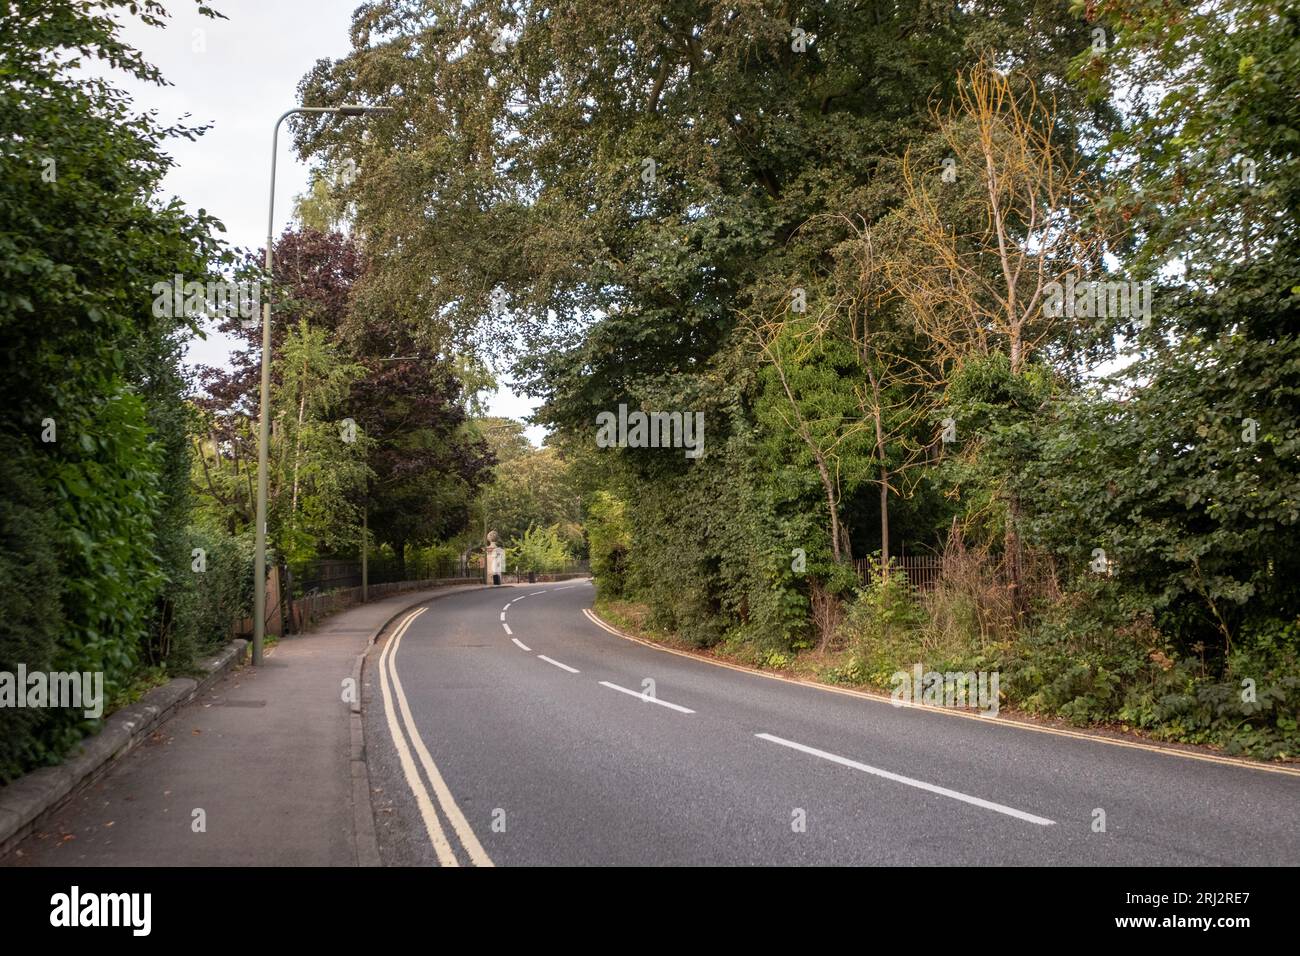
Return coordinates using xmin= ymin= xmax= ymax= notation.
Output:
xmin=586 ymin=491 xmax=631 ymax=597
xmin=508 ymin=524 xmax=573 ymax=573
xmin=838 ymin=566 xmax=930 ymax=687
xmin=177 ymin=528 xmax=256 ymax=663
xmin=1004 ymin=580 xmax=1300 ymax=758
xmin=0 ymin=441 xmax=65 ymax=781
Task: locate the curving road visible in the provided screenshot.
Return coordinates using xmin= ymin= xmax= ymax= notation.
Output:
xmin=362 ymin=580 xmax=1300 ymax=866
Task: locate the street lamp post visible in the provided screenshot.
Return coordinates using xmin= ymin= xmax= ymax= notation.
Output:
xmin=253 ymin=105 xmax=392 ymax=666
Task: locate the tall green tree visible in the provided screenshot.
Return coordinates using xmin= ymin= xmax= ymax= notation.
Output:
xmin=273 ymin=319 xmax=371 ymax=564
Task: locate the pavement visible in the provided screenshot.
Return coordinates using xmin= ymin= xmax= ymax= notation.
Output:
xmin=365 ymin=580 xmax=1300 ymax=866
xmin=1 ymin=584 xmax=484 ymax=867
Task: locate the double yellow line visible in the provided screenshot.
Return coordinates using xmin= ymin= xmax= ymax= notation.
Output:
xmin=376 ymin=607 xmax=493 ymax=866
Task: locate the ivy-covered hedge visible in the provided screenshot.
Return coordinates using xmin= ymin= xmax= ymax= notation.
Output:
xmin=0 ymin=1 xmax=242 ymax=782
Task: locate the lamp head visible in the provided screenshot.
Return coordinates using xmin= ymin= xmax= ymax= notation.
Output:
xmin=337 ymin=105 xmax=395 ymax=117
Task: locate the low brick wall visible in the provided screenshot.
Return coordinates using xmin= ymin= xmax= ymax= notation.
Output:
xmin=289 ymin=576 xmax=481 ymax=632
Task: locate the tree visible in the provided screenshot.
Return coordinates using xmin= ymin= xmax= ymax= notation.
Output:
xmin=472 ymin=418 xmax=583 ymax=555
xmin=1019 ymin=0 xmax=1300 ymax=650
xmin=346 ymin=329 xmax=495 ymax=577
xmin=292 ymin=163 xmax=355 ymax=234
xmin=888 ymin=58 xmax=1109 ymax=374
xmin=0 ymin=0 xmax=227 ymax=779
xmin=508 ymin=525 xmax=574 ymax=574
xmin=750 ymin=223 xmax=941 ymax=570
xmin=877 ymin=59 xmax=1111 ymax=605
xmin=586 ymin=491 xmax=632 ymax=597
xmin=750 ymin=310 xmax=869 ymax=564
xmin=273 ymin=319 xmax=370 ymax=564
xmin=195 ymin=228 xmax=495 ymax=578
xmin=1077 ymin=0 xmax=1297 ymax=304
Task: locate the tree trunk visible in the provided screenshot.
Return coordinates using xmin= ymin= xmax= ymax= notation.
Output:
xmin=771 ymin=354 xmax=847 ymax=564
xmin=880 ymin=472 xmax=891 ymax=572
xmin=814 ymin=455 xmax=843 ymax=563
xmin=867 ymin=367 xmax=890 ymax=577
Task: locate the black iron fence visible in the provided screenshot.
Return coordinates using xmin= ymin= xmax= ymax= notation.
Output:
xmin=292 ymin=556 xmax=470 ymax=596
xmin=854 ymin=555 xmax=945 ymax=591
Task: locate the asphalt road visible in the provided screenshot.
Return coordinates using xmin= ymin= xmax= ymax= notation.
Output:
xmin=362 ymin=580 xmax=1300 ymax=866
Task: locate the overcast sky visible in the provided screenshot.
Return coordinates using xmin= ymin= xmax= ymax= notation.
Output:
xmin=100 ymin=0 xmax=544 ymax=442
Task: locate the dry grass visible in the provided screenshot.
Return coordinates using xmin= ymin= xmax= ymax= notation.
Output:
xmin=809 ymin=579 xmax=845 ymax=651
xmin=918 ymin=525 xmax=1062 ymax=653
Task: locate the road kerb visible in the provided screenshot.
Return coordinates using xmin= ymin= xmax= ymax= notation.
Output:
xmin=582 ymin=607 xmax=1300 ymax=778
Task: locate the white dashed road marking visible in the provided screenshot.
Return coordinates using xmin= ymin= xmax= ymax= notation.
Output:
xmin=598 ymin=680 xmax=695 ymax=714
xmin=755 ymin=732 xmax=1055 ymax=826
xmin=538 ymin=655 xmax=580 ymax=674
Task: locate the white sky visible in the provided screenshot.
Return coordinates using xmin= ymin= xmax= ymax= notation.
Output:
xmin=95 ymin=0 xmax=544 ymax=443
